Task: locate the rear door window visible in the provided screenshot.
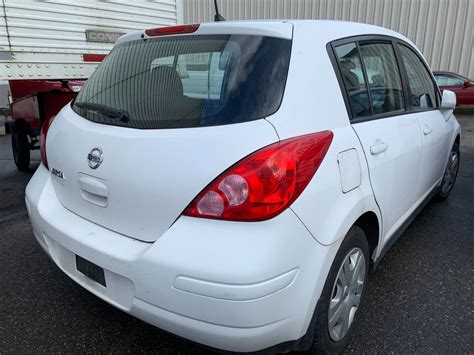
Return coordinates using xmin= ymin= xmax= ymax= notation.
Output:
xmin=334 ymin=42 xmax=371 ymax=118
xmin=359 ymin=42 xmax=405 ymax=114
xmin=399 ymin=45 xmax=438 ymax=110
xmin=73 ymin=35 xmax=291 ymax=129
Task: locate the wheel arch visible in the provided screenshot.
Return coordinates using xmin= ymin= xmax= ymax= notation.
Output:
xmin=298 ymin=208 xmax=381 ymax=352
xmin=353 ymin=211 xmax=380 ymax=270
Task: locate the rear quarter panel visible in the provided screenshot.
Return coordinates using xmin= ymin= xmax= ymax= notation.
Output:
xmin=267 ymin=23 xmax=381 ymax=248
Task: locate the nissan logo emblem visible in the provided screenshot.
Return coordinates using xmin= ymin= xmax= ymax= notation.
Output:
xmin=87 ymin=147 xmax=103 ymax=169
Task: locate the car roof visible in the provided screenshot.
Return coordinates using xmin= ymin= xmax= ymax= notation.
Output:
xmin=266 ymin=19 xmax=407 ymax=38
xmin=208 ymin=19 xmax=412 ymax=43
xmin=118 ymin=19 xmax=415 ymax=49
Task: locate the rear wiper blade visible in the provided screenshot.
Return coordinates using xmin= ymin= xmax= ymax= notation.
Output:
xmin=75 ymin=101 xmax=130 ymax=123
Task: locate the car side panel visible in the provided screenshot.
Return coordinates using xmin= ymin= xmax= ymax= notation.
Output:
xmin=265 ymin=24 xmax=382 ymax=247
xmin=288 ymin=125 xmax=382 ymax=247
xmin=415 ymin=110 xmax=452 ymax=197
xmin=351 ymin=115 xmax=423 ymax=245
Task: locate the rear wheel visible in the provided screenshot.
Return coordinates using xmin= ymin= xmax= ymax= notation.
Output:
xmin=434 ymin=142 xmax=460 ymax=201
xmin=308 ymin=226 xmax=369 ymax=354
xmin=12 ymin=129 xmax=30 ymax=171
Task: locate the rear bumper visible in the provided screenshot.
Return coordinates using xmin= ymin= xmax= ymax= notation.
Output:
xmin=26 ymin=164 xmax=339 ymax=352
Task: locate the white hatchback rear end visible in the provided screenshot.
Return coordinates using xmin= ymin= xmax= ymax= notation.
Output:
xmin=26 ymin=20 xmax=460 ymax=353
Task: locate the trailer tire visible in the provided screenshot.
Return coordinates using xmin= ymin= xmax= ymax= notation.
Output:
xmin=12 ymin=129 xmax=31 ymax=171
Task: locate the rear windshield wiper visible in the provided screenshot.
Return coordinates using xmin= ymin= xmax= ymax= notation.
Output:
xmin=75 ymin=101 xmax=130 ymax=123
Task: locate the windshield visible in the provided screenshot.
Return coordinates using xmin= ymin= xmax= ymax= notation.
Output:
xmin=73 ymin=34 xmax=292 ymax=129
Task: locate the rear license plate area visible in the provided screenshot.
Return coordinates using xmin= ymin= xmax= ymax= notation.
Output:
xmin=76 ymin=255 xmax=106 ymax=287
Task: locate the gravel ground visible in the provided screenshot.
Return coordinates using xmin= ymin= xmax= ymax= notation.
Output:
xmin=0 ymin=116 xmax=473 ymax=354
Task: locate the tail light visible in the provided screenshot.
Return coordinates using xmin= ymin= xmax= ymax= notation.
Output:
xmin=183 ymin=131 xmax=333 ymax=222
xmin=40 ymin=115 xmax=57 ymax=170
xmin=145 ymin=24 xmax=200 ymax=37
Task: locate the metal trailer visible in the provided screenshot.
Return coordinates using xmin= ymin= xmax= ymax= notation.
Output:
xmin=1 ymin=0 xmax=182 ymax=170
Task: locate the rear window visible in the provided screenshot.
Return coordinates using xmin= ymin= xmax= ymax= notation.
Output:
xmin=73 ymin=34 xmax=292 ymax=129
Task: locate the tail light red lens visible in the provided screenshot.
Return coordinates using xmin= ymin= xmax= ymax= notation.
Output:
xmin=145 ymin=24 xmax=200 ymax=37
xmin=40 ymin=115 xmax=57 ymax=170
xmin=183 ymin=131 xmax=334 ymax=222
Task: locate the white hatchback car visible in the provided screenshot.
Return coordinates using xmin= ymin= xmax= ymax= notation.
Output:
xmin=26 ymin=20 xmax=460 ymax=353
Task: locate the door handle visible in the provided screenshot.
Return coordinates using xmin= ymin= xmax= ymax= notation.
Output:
xmin=423 ymin=125 xmax=433 ymax=135
xmin=370 ymin=140 xmax=388 ymax=155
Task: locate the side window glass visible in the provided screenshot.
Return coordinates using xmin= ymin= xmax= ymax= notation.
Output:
xmin=399 ymin=45 xmax=437 ymax=110
xmin=335 ymin=43 xmax=371 ymax=118
xmin=359 ymin=42 xmax=405 ymax=114
xmin=435 ymin=74 xmax=464 ymax=87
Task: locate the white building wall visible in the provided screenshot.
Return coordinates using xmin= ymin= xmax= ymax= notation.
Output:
xmin=183 ymin=0 xmax=474 ymax=79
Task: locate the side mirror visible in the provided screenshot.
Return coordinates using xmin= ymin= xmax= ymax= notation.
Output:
xmin=464 ymin=80 xmax=471 ymax=88
xmin=440 ymin=89 xmax=456 ymax=120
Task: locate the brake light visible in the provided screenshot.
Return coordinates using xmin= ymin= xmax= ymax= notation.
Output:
xmin=183 ymin=131 xmax=333 ymax=221
xmin=40 ymin=115 xmax=57 ymax=170
xmin=145 ymin=24 xmax=200 ymax=37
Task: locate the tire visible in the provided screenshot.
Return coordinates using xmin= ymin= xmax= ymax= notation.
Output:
xmin=308 ymin=226 xmax=369 ymax=354
xmin=433 ymin=142 xmax=460 ymax=202
xmin=12 ymin=129 xmax=31 ymax=171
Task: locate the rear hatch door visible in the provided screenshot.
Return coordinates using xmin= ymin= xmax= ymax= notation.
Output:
xmin=46 ymin=24 xmax=292 ymax=242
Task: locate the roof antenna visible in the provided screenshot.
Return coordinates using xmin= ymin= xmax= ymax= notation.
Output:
xmin=214 ymin=0 xmax=226 ymax=21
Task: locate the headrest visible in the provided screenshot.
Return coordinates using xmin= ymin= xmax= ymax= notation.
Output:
xmin=150 ymin=65 xmax=183 ymax=96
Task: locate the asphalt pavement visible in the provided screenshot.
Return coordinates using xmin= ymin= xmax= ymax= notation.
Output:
xmin=0 ymin=117 xmax=473 ymax=354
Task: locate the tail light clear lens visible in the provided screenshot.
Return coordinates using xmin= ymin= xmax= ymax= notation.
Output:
xmin=40 ymin=115 xmax=57 ymax=170
xmin=183 ymin=131 xmax=333 ymax=221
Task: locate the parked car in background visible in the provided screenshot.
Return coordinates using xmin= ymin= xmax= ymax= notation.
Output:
xmin=26 ymin=20 xmax=460 ymax=354
xmin=434 ymin=71 xmax=474 ymax=106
